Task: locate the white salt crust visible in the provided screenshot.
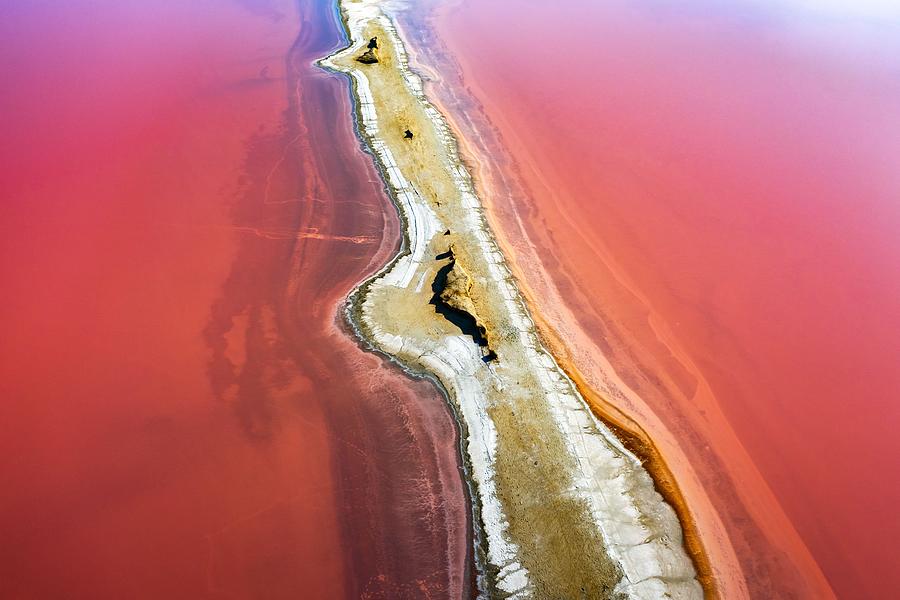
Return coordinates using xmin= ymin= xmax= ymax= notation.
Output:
xmin=321 ymin=2 xmax=703 ymax=598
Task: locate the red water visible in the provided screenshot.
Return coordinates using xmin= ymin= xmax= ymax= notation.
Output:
xmin=0 ymin=1 xmax=470 ymax=598
xmin=411 ymin=0 xmax=900 ymax=597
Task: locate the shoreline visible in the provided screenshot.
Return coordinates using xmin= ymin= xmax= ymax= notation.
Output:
xmin=321 ymin=5 xmax=489 ymax=596
xmin=384 ymin=10 xmax=721 ymax=593
xmin=406 ymin=3 xmax=867 ymax=597
xmin=386 ymin=7 xmax=755 ymax=595
xmin=322 ymin=3 xmax=491 ymax=595
xmin=320 ymin=1 xmax=705 ymax=597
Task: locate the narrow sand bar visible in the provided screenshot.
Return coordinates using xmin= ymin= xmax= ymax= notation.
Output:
xmin=322 ymin=1 xmax=706 ymax=597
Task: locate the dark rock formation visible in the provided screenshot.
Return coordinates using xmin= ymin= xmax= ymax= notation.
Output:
xmin=404 ymin=129 xmax=414 ymax=139
xmin=356 ymin=49 xmax=378 ymax=64
xmin=368 ymin=37 xmax=378 ymax=49
xmin=430 ymin=246 xmax=496 ymax=361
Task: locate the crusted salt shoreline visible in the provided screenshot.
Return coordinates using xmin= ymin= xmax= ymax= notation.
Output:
xmin=320 ymin=1 xmax=703 ymax=597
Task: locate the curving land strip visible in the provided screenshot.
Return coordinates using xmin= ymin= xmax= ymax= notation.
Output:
xmin=321 ymin=1 xmax=704 ymax=597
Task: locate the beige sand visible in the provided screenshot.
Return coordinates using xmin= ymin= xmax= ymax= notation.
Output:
xmin=321 ymin=2 xmax=704 ymax=597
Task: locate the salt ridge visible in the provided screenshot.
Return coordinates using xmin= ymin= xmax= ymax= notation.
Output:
xmin=321 ymin=2 xmax=702 ymax=597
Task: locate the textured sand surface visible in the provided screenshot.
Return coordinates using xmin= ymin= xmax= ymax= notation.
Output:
xmin=322 ymin=2 xmax=704 ymax=597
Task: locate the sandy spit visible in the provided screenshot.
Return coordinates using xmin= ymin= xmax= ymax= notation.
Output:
xmin=320 ymin=1 xmax=705 ymax=598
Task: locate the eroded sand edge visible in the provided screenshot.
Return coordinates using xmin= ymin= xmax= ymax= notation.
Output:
xmin=321 ymin=1 xmax=704 ymax=597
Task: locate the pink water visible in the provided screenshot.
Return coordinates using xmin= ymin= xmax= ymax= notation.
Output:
xmin=0 ymin=1 xmax=471 ymax=597
xmin=415 ymin=0 xmax=900 ymax=597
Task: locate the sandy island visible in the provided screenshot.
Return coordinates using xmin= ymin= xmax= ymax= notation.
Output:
xmin=321 ymin=1 xmax=705 ymax=597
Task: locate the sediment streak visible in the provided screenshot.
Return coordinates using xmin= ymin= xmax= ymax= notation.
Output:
xmin=321 ymin=1 xmax=703 ymax=597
